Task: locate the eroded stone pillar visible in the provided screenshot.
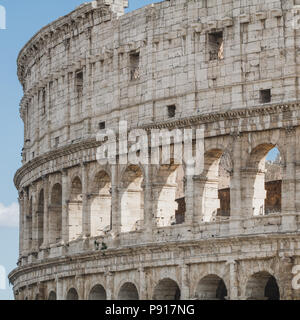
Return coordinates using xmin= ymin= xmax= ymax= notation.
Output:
xmin=81 ymin=163 xmax=90 ymax=238
xmin=42 ymin=176 xmax=49 ymax=248
xmin=184 ymin=173 xmax=194 ymax=224
xmin=105 ymin=271 xmax=114 ymax=300
xmin=23 ymin=188 xmax=29 ymax=255
xmin=111 ymin=165 xmax=120 ymax=234
xmin=282 ymin=127 xmax=296 ymax=231
xmin=139 ymin=267 xmax=147 ymax=300
xmin=180 ymin=264 xmax=190 ymax=300
xmin=143 ymin=165 xmax=153 ymax=237
xmin=193 ymin=175 xmax=207 ymax=223
xmin=230 ymin=134 xmax=242 ymax=219
xmin=61 ymin=169 xmax=69 ymax=244
xmin=18 ymin=192 xmax=24 ymax=257
xmin=31 ymin=184 xmax=39 ymax=252
xmin=226 ymin=259 xmax=238 ymax=300
xmin=56 ymin=277 xmax=63 ymax=300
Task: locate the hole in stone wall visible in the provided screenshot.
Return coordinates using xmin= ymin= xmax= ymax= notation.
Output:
xmin=260 ymin=89 xmax=271 ymax=103
xmin=76 ymin=70 xmax=83 ymax=97
xmin=167 ymin=105 xmax=176 ymax=118
xmin=130 ymin=52 xmax=140 ymax=81
xmin=208 ymin=31 xmax=224 ymax=61
xmin=54 ymin=137 xmax=59 ymax=148
xmin=99 ymin=121 xmax=106 ymax=130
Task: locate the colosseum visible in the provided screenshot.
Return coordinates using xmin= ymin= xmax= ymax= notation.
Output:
xmin=8 ymin=0 xmax=300 ymax=300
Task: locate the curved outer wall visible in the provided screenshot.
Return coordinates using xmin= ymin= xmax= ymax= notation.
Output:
xmin=8 ymin=0 xmax=300 ymax=300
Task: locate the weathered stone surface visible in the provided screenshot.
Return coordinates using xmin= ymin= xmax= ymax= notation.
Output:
xmin=9 ymin=0 xmax=300 ymax=300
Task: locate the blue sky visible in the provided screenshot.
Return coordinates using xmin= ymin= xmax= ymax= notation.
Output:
xmin=0 ymin=0 xmax=161 ymax=301
xmin=0 ymin=0 xmax=279 ymax=300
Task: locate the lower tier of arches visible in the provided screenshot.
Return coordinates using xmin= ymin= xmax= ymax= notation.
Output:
xmin=10 ymin=235 xmax=300 ymax=301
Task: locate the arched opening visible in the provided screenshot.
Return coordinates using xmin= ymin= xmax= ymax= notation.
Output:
xmin=48 ymin=291 xmax=57 ymax=300
xmin=246 ymin=272 xmax=280 ymax=300
xmin=37 ymin=190 xmax=44 ymax=247
xmin=49 ymin=183 xmax=62 ymax=244
xmin=199 ymin=150 xmax=232 ymax=222
xmin=245 ymin=145 xmax=282 ymax=216
xmin=118 ymin=282 xmax=139 ymax=300
xmin=154 ymin=163 xmax=186 ymax=227
xmin=88 ymin=284 xmax=107 ymax=300
xmin=120 ymin=165 xmax=144 ymax=232
xmin=196 ymin=275 xmax=228 ymax=300
xmin=90 ymin=171 xmax=112 ymax=237
xmin=26 ymin=197 xmax=33 ymax=251
xmin=69 ymin=177 xmax=83 ymax=241
xmin=66 ymin=288 xmax=79 ymax=300
xmin=153 ymin=278 xmax=181 ymax=300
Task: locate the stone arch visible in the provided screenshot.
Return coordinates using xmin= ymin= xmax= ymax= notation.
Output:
xmin=195 ymin=274 xmax=228 ymax=300
xmin=120 ymin=165 xmax=144 ymax=233
xmin=49 ymin=183 xmax=62 ymax=244
xmin=153 ymin=278 xmax=181 ymax=300
xmin=48 ymin=291 xmax=57 ymax=300
xmin=244 ymin=143 xmax=282 ymax=216
xmin=66 ymin=288 xmax=79 ymax=300
xmin=88 ymin=284 xmax=107 ymax=300
xmin=118 ymin=282 xmax=139 ymax=300
xmin=69 ymin=176 xmax=83 ymax=241
xmin=90 ymin=170 xmax=112 ymax=237
xmin=245 ymin=271 xmax=280 ymax=300
xmin=196 ymin=148 xmax=232 ymax=222
xmin=37 ymin=189 xmax=44 ymax=247
xmin=153 ymin=162 xmax=186 ymax=227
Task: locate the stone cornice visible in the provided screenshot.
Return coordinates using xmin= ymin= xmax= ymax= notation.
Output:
xmin=14 ymin=138 xmax=101 ymax=190
xmin=14 ymin=102 xmax=300 ymax=190
xmin=140 ymin=102 xmax=297 ymax=131
xmin=8 ymin=232 xmax=300 ymax=288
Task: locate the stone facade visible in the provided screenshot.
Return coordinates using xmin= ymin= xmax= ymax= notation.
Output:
xmin=8 ymin=0 xmax=300 ymax=300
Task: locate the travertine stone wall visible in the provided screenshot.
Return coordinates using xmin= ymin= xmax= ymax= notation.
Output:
xmin=9 ymin=0 xmax=300 ymax=300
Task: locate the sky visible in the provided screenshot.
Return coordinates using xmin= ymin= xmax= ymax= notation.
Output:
xmin=0 ymin=0 xmax=279 ymax=301
xmin=0 ymin=0 xmax=161 ymax=301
